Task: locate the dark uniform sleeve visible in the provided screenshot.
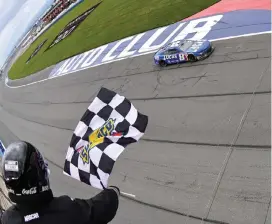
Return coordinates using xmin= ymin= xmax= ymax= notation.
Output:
xmin=73 ymin=186 xmax=120 ymax=224
xmin=0 ymin=209 xmax=3 ymax=224
xmin=1 ymin=206 xmax=23 ymax=224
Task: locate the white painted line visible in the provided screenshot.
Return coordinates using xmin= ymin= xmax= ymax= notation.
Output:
xmin=5 ymin=31 xmax=272 ymax=89
xmin=201 ymin=64 xmax=269 ymax=223
xmin=120 ymin=191 xmax=136 ymax=198
xmin=209 ymin=30 xmax=272 ymax=42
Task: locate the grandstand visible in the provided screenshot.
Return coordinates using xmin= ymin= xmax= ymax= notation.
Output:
xmin=42 ymin=0 xmax=77 ymax=25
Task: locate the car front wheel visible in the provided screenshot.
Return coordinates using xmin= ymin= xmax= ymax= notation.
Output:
xmin=188 ymin=54 xmax=197 ymax=62
xmin=159 ymin=60 xmax=167 ymax=67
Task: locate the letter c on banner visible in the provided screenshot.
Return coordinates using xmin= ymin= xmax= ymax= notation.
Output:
xmin=138 ymin=23 xmax=185 ymax=53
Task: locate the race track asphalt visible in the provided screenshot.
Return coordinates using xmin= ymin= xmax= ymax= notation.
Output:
xmin=0 ymin=33 xmax=271 ymax=224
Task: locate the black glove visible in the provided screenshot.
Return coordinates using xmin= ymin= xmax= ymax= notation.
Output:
xmin=108 ymin=186 xmax=120 ymax=197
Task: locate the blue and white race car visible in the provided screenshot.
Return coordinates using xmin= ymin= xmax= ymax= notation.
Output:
xmin=154 ymin=39 xmax=214 ymax=67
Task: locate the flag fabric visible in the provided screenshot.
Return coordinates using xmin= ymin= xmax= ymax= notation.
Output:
xmin=0 ymin=140 xmax=5 ymax=156
xmin=63 ymin=87 xmax=148 ymax=189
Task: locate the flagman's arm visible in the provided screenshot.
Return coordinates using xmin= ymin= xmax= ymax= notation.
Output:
xmin=0 ymin=208 xmax=4 ymax=224
xmin=73 ymin=186 xmax=120 ymax=224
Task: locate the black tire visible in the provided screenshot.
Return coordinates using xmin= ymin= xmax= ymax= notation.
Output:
xmin=188 ymin=54 xmax=197 ymax=62
xmin=159 ymin=60 xmax=167 ymax=67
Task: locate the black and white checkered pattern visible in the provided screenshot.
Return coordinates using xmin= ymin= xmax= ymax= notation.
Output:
xmin=63 ymin=87 xmax=148 ymax=189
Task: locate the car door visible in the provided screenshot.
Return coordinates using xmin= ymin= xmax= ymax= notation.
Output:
xmin=164 ymin=49 xmax=180 ymax=64
xmin=176 ymin=48 xmax=187 ymax=62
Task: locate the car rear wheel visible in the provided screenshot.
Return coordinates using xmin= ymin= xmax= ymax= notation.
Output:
xmin=188 ymin=54 xmax=197 ymax=62
xmin=159 ymin=60 xmax=167 ymax=67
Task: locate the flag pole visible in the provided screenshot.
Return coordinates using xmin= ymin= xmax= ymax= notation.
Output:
xmin=120 ymin=191 xmax=136 ymax=198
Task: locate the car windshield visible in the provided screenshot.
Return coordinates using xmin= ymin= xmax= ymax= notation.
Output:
xmin=179 ymin=40 xmax=194 ymax=51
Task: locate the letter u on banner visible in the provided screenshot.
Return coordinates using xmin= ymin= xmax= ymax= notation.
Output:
xmin=138 ymin=23 xmax=185 ymax=53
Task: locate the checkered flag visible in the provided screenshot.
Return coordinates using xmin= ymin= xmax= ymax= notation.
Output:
xmin=0 ymin=140 xmax=5 ymax=156
xmin=63 ymin=87 xmax=148 ymax=189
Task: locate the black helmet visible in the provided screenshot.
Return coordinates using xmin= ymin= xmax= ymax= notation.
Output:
xmin=1 ymin=141 xmax=50 ymax=198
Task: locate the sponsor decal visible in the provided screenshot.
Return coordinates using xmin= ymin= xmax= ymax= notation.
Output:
xmin=77 ymin=118 xmax=123 ymax=164
xmin=4 ymin=161 xmax=19 ymax=172
xmin=179 ymin=53 xmax=186 ymax=60
xmin=163 ymin=53 xmax=186 ymax=61
xmin=46 ymin=2 xmax=102 ymax=50
xmin=24 ymin=213 xmax=39 ymax=222
xmin=163 ymin=54 xmax=178 ymax=60
xmin=188 ymin=42 xmax=203 ymax=52
xmin=21 ymin=186 xmax=48 ymax=195
xmin=22 ymin=187 xmax=37 ymax=195
xmin=42 ymin=185 xmax=49 ymax=192
xmin=26 ymin=39 xmax=47 ymax=64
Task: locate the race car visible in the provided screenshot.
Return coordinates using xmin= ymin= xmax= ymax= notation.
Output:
xmin=154 ymin=39 xmax=214 ymax=67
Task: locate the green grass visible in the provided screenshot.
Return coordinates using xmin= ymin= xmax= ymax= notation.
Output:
xmin=9 ymin=0 xmax=218 ymax=80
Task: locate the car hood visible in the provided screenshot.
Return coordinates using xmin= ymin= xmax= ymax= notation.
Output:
xmin=185 ymin=40 xmax=210 ymax=53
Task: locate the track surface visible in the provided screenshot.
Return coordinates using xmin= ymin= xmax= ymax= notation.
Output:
xmin=0 ymin=34 xmax=271 ymax=224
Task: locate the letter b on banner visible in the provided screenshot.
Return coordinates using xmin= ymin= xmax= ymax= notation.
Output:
xmin=173 ymin=15 xmax=223 ymax=42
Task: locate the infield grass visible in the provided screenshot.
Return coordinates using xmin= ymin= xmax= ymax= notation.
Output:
xmin=9 ymin=0 xmax=218 ymax=80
